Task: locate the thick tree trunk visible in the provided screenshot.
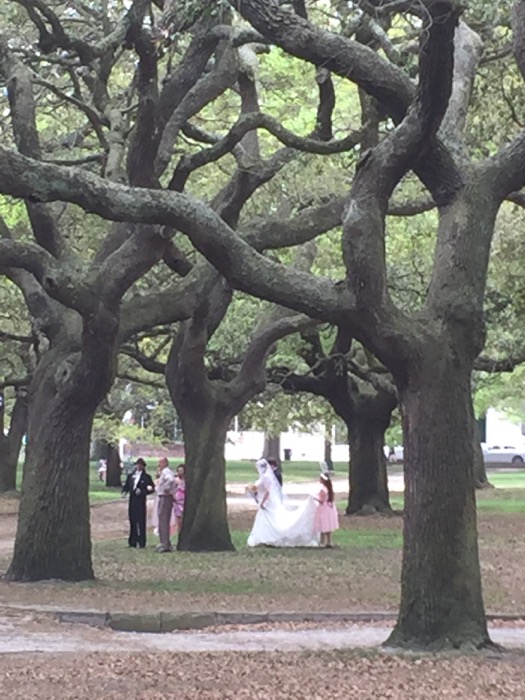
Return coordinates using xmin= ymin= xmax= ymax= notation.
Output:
xmin=346 ymin=417 xmax=392 ymax=515
xmin=105 ymin=442 xmax=122 ymax=487
xmin=7 ymin=392 xmax=95 ymax=581
xmin=167 ymin=276 xmax=288 ymax=553
xmin=6 ymin=316 xmax=117 ymax=582
xmin=327 ymin=381 xmax=395 ymax=517
xmin=177 ymin=409 xmax=234 ymax=552
xmin=263 ymin=434 xmax=281 ymax=465
xmin=387 ymin=358 xmax=491 ymax=650
xmin=166 ymin=283 xmax=238 ymax=554
xmin=90 ymin=438 xmax=106 ymax=461
xmin=473 ymin=419 xmax=492 ymax=489
xmin=0 ymin=390 xmax=28 ymax=492
xmin=323 ymin=437 xmax=334 ymax=471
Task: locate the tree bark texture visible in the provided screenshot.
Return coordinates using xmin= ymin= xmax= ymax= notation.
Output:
xmin=263 ymin=434 xmax=281 ymax=465
xmin=177 ymin=407 xmax=234 ymax=552
xmin=166 ymin=277 xmax=301 ymax=551
xmin=0 ymin=389 xmax=28 ymax=492
xmin=7 ymin=377 xmax=94 ymax=581
xmin=105 ymin=442 xmax=122 ymax=488
xmin=326 ymin=375 xmax=395 ymax=516
xmin=6 ymin=322 xmax=117 ymax=581
xmin=346 ymin=416 xmax=391 ymax=515
xmin=382 ymin=183 xmax=500 ymax=648
xmin=387 ymin=354 xmax=491 ymax=650
xmin=323 ymin=436 xmax=334 ymax=470
xmin=166 ymin=279 xmax=236 ymax=552
xmin=473 ymin=417 xmax=492 ymax=489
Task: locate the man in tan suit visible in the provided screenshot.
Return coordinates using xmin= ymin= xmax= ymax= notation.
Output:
xmin=155 ymin=457 xmax=175 ymax=552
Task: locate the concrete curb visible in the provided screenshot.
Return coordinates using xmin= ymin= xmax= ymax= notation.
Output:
xmin=57 ymin=611 xmax=397 ymax=633
xmin=57 ymin=611 xmax=109 ymax=628
xmin=53 ymin=610 xmax=525 ymax=634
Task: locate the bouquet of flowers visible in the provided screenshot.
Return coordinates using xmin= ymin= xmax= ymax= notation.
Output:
xmin=245 ymin=484 xmax=259 ymax=503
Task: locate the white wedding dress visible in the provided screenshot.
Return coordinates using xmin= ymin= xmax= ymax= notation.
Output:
xmin=247 ymin=461 xmax=319 ymax=547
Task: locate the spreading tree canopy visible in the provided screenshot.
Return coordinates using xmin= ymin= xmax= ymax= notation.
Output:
xmin=3 ymin=0 xmax=525 ymax=650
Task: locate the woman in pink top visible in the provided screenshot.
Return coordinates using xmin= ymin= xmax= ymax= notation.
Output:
xmin=173 ymin=464 xmax=186 ymax=533
xmin=313 ymin=473 xmax=339 ymax=547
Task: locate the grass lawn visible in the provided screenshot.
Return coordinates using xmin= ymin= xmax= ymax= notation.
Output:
xmin=1 ymin=472 xmax=525 ymax=614
xmin=13 ymin=459 xmax=525 ymax=507
xmin=50 ymin=512 xmax=406 ymax=612
xmin=89 ymin=475 xmax=122 ymax=504
xmin=2 ymin=462 xmax=525 ymax=700
xmin=86 ymin=460 xmax=351 ymax=504
xmin=484 ymin=470 xmax=525 ymax=489
xmin=225 ymin=460 xmax=353 ymax=483
xmin=11 ymin=459 xmax=525 ymax=510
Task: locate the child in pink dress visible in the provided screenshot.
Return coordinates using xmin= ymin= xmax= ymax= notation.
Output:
xmin=313 ymin=473 xmax=339 ymax=547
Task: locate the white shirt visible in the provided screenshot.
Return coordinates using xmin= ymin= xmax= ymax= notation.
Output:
xmin=157 ymin=466 xmax=175 ymax=496
xmin=133 ymin=471 xmax=142 ymax=490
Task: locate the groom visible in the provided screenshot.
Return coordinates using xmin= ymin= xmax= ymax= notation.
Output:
xmin=122 ymin=458 xmax=155 ymax=548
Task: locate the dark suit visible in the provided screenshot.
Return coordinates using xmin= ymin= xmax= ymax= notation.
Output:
xmin=122 ymin=470 xmax=155 ymax=548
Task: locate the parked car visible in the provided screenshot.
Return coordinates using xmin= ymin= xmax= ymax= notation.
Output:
xmin=482 ymin=445 xmax=525 ymax=465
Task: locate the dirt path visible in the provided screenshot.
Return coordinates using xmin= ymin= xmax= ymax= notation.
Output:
xmin=2 ymin=609 xmax=525 ymax=699
xmin=1 ymin=608 xmax=525 ymax=653
xmin=0 ymin=513 xmax=17 ymax=555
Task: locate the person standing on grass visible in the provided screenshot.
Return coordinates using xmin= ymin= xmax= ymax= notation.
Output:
xmin=151 ymin=463 xmax=174 ymax=535
xmin=156 ymin=457 xmax=176 ymax=552
xmin=313 ymin=472 xmax=339 ymax=548
xmin=173 ymin=464 xmax=186 ymax=534
xmin=122 ymin=458 xmax=155 ymax=549
xmin=98 ymin=458 xmax=107 ymax=482
xmin=247 ymin=459 xmax=318 ymax=548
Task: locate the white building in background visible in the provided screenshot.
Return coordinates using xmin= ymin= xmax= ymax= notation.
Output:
xmin=117 ymin=407 xmax=525 ymax=464
xmin=225 ymin=408 xmax=525 ymax=464
xmin=482 ymin=407 xmax=525 ymax=447
xmin=224 ymin=421 xmax=349 ymax=463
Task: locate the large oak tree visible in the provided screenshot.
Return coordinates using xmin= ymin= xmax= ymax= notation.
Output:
xmin=3 ymin=0 xmax=525 ymax=651
xmin=0 ymin=0 xmax=364 ymax=574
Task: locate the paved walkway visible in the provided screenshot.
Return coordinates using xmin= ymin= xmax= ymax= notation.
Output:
xmin=2 ymin=617 xmax=525 ymax=654
xmin=1 ymin=607 xmax=525 ymax=654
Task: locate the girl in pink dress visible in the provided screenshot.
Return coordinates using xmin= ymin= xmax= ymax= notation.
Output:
xmin=313 ymin=473 xmax=339 ymax=547
xmin=173 ymin=464 xmax=186 ymax=534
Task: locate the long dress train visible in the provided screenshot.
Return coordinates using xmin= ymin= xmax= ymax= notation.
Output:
xmin=247 ymin=461 xmax=318 ymax=547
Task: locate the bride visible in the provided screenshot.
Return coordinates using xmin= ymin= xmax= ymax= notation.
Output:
xmin=247 ymin=459 xmax=319 ymax=547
